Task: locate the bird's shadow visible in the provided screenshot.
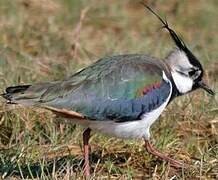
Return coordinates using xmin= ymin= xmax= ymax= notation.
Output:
xmin=0 ymin=155 xmax=81 ymax=178
xmin=0 ymin=150 xmax=130 ymax=178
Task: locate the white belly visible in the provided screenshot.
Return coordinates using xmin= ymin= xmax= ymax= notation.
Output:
xmin=83 ymin=95 xmax=170 ymax=140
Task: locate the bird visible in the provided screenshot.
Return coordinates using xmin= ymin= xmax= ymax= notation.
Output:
xmin=1 ymin=4 xmax=215 ymax=177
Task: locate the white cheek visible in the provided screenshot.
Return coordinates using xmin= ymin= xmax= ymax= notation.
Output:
xmin=171 ymin=71 xmax=193 ymax=94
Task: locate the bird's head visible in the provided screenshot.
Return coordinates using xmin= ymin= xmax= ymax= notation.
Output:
xmin=165 ymin=48 xmax=214 ymax=95
xmin=143 ymin=4 xmax=214 ymax=96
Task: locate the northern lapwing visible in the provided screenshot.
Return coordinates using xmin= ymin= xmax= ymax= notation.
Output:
xmin=1 ymin=4 xmax=214 ymax=177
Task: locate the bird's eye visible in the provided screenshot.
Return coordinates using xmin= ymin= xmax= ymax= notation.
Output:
xmin=188 ymin=69 xmax=196 ymax=76
xmin=188 ymin=69 xmax=202 ymax=80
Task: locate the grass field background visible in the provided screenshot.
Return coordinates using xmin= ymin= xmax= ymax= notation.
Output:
xmin=0 ymin=0 xmax=217 ymax=179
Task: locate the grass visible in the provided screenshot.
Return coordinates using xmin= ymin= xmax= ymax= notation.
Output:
xmin=0 ymin=0 xmax=217 ymax=179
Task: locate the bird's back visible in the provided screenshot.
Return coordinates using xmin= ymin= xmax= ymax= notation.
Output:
xmin=2 ymin=54 xmax=172 ymax=122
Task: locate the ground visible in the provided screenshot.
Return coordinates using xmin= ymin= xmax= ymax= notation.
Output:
xmin=0 ymin=0 xmax=217 ymax=179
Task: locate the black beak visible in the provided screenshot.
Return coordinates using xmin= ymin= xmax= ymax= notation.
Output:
xmin=198 ymin=81 xmax=215 ymax=95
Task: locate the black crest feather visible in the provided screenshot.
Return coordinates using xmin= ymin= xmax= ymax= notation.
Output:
xmin=141 ymin=2 xmax=204 ymax=71
xmin=141 ymin=2 xmax=187 ymax=51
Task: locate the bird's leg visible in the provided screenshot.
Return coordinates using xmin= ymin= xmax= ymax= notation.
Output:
xmin=83 ymin=128 xmax=91 ymax=177
xmin=144 ymin=140 xmax=185 ymax=168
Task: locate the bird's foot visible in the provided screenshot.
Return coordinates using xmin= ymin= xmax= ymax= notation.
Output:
xmin=83 ymin=128 xmax=91 ymax=177
xmin=144 ymin=140 xmax=186 ymax=169
xmin=83 ymin=162 xmax=90 ymax=177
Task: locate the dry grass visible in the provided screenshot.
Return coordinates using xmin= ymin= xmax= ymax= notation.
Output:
xmin=0 ymin=0 xmax=217 ymax=179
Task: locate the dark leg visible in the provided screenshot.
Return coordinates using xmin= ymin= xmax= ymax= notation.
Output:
xmin=83 ymin=128 xmax=91 ymax=177
xmin=144 ymin=140 xmax=185 ymax=168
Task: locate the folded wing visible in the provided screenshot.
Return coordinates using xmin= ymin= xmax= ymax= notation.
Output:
xmin=2 ymin=54 xmax=171 ymax=122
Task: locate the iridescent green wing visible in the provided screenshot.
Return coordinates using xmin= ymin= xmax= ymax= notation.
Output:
xmin=7 ymin=54 xmax=168 ymax=121
xmin=40 ymin=55 xmax=167 ymax=113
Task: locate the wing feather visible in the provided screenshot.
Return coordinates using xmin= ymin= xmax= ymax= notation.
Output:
xmin=3 ymin=54 xmax=171 ymax=121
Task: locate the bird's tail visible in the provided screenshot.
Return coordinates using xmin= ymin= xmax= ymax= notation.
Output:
xmin=1 ymin=83 xmax=85 ymax=119
xmin=1 ymin=82 xmax=54 ymax=106
xmin=1 ymin=85 xmax=32 ymax=105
